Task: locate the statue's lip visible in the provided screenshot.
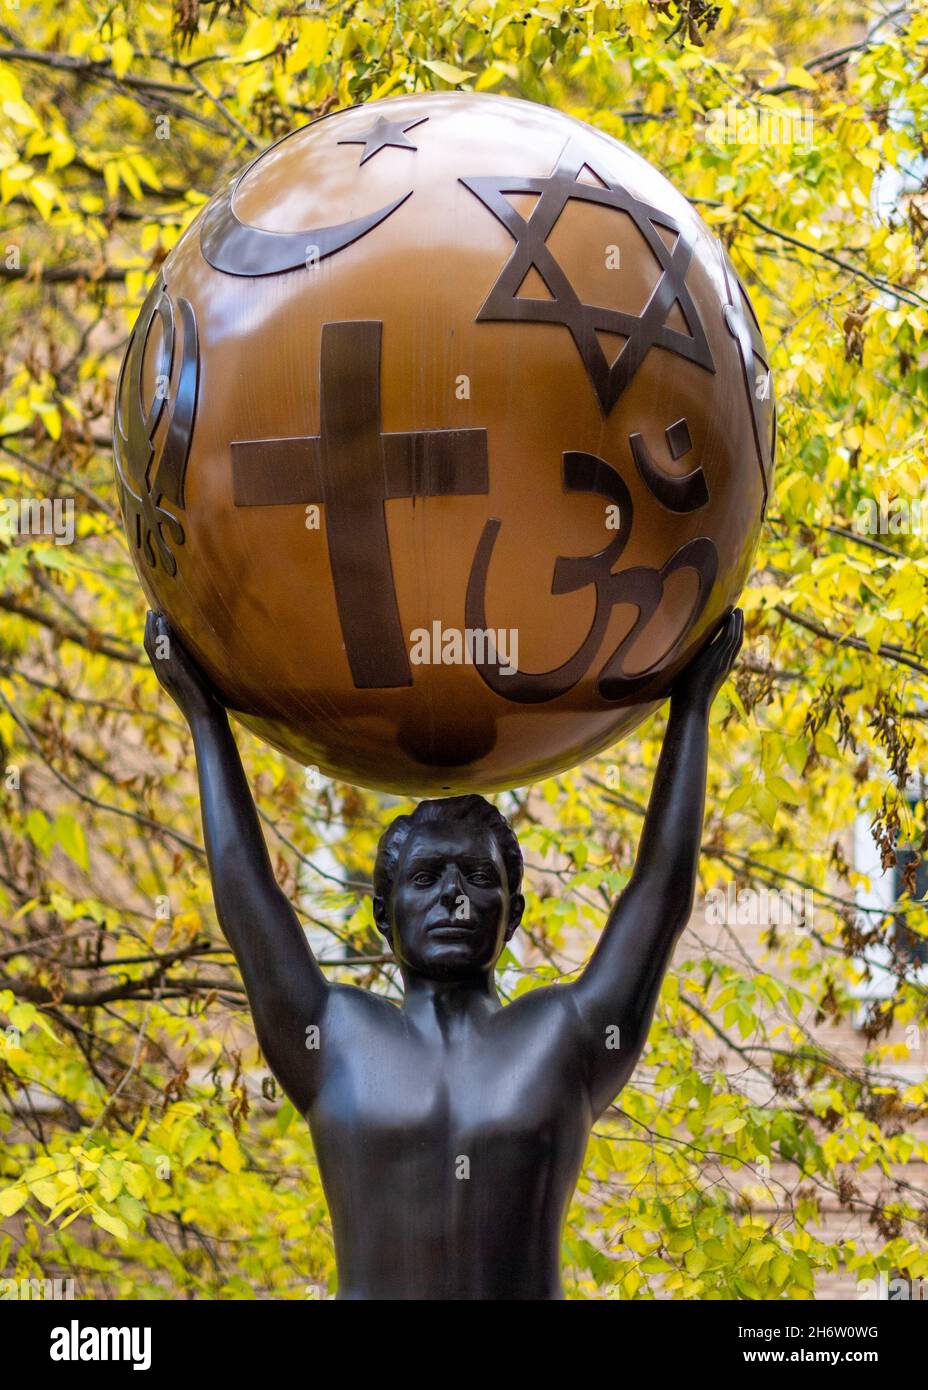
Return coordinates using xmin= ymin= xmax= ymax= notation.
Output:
xmin=427 ymin=920 xmax=472 ymax=934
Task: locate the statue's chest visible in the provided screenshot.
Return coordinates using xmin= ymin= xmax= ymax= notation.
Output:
xmin=309 ymin=1030 xmax=580 ymax=1160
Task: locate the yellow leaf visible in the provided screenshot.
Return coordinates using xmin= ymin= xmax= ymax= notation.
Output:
xmin=129 ymin=153 xmax=162 ymax=191
xmin=0 ymin=66 xmax=23 ymax=102
xmin=123 ymin=1163 xmax=150 ymax=1199
xmin=301 ymin=18 xmax=329 ymax=67
xmin=622 ymin=1226 xmax=651 ymax=1255
xmin=475 ymin=64 xmax=506 ymax=92
xmin=785 ymin=66 xmax=817 ymax=90
xmin=92 ymin=1208 xmax=129 ymax=1241
xmin=0 ymin=412 xmax=30 ymax=434
xmin=0 ymin=1185 xmax=27 ymax=1216
xmin=29 ymin=177 xmax=58 ymax=220
xmin=752 ymin=785 xmax=778 ymax=828
xmin=421 ymin=60 xmax=474 ymax=85
xmin=724 ymin=783 xmax=752 ymax=815
xmin=2 ymin=98 xmax=40 ymax=129
xmin=218 ymin=1131 xmax=243 ymax=1173
xmin=111 ymin=36 xmax=134 ymax=80
xmin=30 ymin=1178 xmax=59 ymax=1207
xmin=119 ymin=159 xmax=143 ymax=201
xmin=767 ymin=774 xmax=801 ymax=805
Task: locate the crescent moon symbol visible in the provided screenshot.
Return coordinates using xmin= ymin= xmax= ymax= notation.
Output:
xmin=200 ymin=174 xmax=411 ymax=277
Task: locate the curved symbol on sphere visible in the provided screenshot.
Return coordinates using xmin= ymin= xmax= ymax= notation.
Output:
xmin=630 ymin=418 xmax=710 ymax=514
xmin=465 ymin=449 xmax=718 ymax=704
xmin=200 ymin=147 xmax=412 ymax=276
xmin=460 ymin=139 xmax=716 ymax=417
xmin=466 ymin=453 xmax=633 ymax=704
xmin=717 ymin=239 xmax=776 ymax=519
xmin=113 ymin=272 xmax=200 ymax=576
xmin=595 ymin=535 xmax=717 ymax=702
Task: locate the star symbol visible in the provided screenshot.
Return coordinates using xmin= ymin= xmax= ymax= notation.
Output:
xmin=460 ymin=140 xmax=716 ymax=417
xmin=337 ymin=115 xmax=428 ymax=165
xmin=717 ymin=240 xmax=776 ymax=518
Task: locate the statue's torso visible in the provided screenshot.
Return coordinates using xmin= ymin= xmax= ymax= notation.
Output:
xmin=306 ymin=984 xmax=593 ymax=1300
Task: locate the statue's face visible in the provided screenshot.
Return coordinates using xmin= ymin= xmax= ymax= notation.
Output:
xmin=375 ymin=821 xmax=523 ymax=980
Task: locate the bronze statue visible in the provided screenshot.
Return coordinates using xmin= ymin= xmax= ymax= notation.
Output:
xmin=144 ymin=604 xmax=743 ymax=1301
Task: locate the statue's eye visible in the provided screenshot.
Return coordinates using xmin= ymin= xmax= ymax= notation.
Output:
xmin=412 ymin=871 xmax=437 ymax=886
xmin=468 ymin=870 xmax=492 ymax=885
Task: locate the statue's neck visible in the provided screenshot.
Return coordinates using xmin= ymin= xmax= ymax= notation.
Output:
xmin=400 ymin=970 xmax=501 ymax=1039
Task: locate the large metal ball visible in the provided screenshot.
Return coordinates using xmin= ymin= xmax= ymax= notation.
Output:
xmin=115 ymin=92 xmax=774 ymax=794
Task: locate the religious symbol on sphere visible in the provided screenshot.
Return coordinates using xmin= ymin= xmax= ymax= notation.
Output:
xmin=231 ymin=321 xmax=488 ymax=690
xmin=465 ymin=449 xmax=718 ymax=706
xmin=630 ymin=416 xmax=710 ymax=514
xmin=337 ymin=114 xmax=429 ymax=164
xmin=717 ymin=239 xmax=776 ymax=518
xmin=460 ymin=139 xmax=716 ymax=416
xmin=113 ymin=272 xmax=200 ymax=576
xmin=200 ymin=130 xmax=414 ymax=277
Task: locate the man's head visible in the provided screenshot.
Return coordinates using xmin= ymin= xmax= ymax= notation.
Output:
xmin=372 ymin=795 xmax=524 ymax=980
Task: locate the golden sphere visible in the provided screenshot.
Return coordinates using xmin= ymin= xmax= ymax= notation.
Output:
xmin=115 ymin=92 xmax=775 ymax=794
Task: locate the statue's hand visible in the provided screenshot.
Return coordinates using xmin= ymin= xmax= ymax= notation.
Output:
xmin=144 ymin=611 xmax=221 ymax=721
xmin=672 ymin=607 xmax=743 ymax=711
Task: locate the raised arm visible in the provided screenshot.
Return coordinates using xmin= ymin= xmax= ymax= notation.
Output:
xmin=145 ymin=612 xmax=327 ymax=1112
xmin=569 ymin=609 xmax=743 ymax=1115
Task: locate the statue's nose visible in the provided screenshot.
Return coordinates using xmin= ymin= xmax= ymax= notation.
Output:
xmin=439 ymin=866 xmax=463 ymax=903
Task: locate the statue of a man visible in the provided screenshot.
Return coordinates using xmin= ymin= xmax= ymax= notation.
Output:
xmin=145 ymin=607 xmax=743 ymax=1300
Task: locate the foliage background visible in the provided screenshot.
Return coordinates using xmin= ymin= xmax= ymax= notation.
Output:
xmin=1 ymin=0 xmax=927 ymax=1299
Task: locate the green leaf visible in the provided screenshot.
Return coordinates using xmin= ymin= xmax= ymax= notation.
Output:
xmin=766 ymin=774 xmax=801 ymax=805
xmin=55 ymin=814 xmax=89 ymax=871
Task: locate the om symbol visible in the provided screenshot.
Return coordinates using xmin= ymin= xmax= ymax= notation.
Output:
xmin=465 ymin=443 xmax=718 ymax=705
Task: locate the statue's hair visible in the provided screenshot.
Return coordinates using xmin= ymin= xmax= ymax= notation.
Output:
xmin=373 ymin=794 xmax=523 ymax=905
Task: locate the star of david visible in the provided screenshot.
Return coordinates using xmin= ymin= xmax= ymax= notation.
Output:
xmin=459 ymin=140 xmax=716 ymax=417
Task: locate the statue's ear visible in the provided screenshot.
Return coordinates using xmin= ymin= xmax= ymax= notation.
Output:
xmin=505 ymin=892 xmax=525 ymax=942
xmin=372 ymin=894 xmax=390 ymax=939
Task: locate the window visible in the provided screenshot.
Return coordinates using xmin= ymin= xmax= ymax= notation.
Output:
xmin=890 ymin=794 xmax=928 ymax=967
xmin=852 ymin=780 xmax=928 ymax=1022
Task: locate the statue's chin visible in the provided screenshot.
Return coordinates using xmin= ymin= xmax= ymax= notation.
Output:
xmin=413 ymin=951 xmax=493 ymax=983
